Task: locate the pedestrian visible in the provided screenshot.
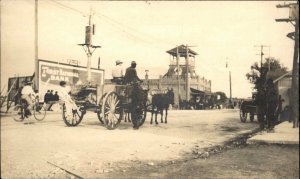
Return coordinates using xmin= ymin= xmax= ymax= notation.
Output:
xmin=265 ymin=78 xmax=278 ymax=132
xmin=49 ymin=90 xmax=54 ymax=101
xmin=276 ymin=95 xmax=284 ymax=123
xmin=111 ymin=60 xmax=124 ymax=85
xmin=53 ymin=91 xmax=59 ymax=101
xmin=44 ymin=90 xmax=50 ymax=103
xmin=44 ymin=90 xmax=53 ymax=111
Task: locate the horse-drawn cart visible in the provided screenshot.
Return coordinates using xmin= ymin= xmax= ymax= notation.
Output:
xmin=61 ymin=82 xmax=148 ymax=129
xmin=239 ymin=100 xmax=256 ymax=122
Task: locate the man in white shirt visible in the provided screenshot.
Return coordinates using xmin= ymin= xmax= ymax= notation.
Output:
xmin=58 ymin=81 xmax=77 ymax=119
xmin=111 ymin=60 xmax=124 ymax=84
xmin=21 ymin=81 xmax=35 ymax=115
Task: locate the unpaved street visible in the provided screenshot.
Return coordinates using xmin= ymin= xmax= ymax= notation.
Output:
xmin=1 ymin=109 xmax=258 ymax=178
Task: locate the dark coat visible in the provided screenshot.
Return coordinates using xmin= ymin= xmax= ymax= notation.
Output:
xmin=124 ymin=67 xmax=141 ymax=84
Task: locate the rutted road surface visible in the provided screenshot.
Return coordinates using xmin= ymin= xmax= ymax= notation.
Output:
xmin=1 ymin=109 xmax=258 ymax=178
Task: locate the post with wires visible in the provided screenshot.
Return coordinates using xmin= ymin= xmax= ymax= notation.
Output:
xmin=226 ymin=59 xmax=232 ymax=106
xmin=275 ymin=2 xmax=299 ymax=127
xmin=176 ymin=46 xmax=181 ymax=108
xmin=78 ymin=8 xmax=101 ymax=84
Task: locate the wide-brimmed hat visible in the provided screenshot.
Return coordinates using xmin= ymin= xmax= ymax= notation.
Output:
xmin=116 ymin=60 xmax=123 ymax=65
xmin=131 ymin=61 xmax=137 ymax=65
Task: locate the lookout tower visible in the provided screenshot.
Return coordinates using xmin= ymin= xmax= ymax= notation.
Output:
xmin=165 ymin=45 xmax=198 ymax=78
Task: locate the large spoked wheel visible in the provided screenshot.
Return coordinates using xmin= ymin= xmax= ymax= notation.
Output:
xmin=62 ymin=104 xmax=85 ymax=127
xmin=97 ymin=94 xmax=106 ymax=125
xmin=12 ymin=104 xmax=26 ymax=122
xmin=102 ymin=92 xmax=122 ymax=130
xmin=33 ymin=104 xmax=46 ymax=121
xmin=135 ymin=101 xmax=148 ymax=127
xmin=240 ymin=108 xmax=247 ymax=122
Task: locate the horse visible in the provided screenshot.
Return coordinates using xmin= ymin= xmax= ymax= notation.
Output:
xmin=150 ymin=89 xmax=174 ymax=124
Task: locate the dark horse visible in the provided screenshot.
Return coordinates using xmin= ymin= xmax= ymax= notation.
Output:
xmin=150 ymin=89 xmax=174 ymax=124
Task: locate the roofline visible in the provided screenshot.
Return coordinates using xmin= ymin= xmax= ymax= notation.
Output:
xmin=274 ymin=71 xmax=292 ymax=83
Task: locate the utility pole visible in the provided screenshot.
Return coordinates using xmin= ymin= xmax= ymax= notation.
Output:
xmin=254 ymin=45 xmax=270 ymax=71
xmin=276 ymin=2 xmax=299 ymax=127
xmin=176 ymin=46 xmax=180 ymax=107
xmin=34 ymin=0 xmax=38 ymax=90
xmin=78 ymin=8 xmax=101 ymax=85
xmin=226 ymin=58 xmax=232 ymax=105
xmin=186 ymin=44 xmax=189 ymax=101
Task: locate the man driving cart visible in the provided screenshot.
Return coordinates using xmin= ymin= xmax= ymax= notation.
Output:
xmin=123 ymin=61 xmax=144 ymax=129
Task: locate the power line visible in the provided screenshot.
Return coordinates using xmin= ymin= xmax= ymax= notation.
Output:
xmin=49 ymin=0 xmax=87 ymax=17
xmin=47 ymin=0 xmax=176 ymax=48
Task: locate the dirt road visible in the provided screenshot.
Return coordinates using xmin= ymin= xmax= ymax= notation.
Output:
xmin=1 ymin=109 xmax=258 ymax=178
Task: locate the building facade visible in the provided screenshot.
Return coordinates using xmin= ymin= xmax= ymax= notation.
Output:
xmin=140 ymin=45 xmax=212 ymax=106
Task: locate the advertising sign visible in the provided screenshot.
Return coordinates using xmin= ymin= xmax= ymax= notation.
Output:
xmin=38 ymin=59 xmax=104 ymax=102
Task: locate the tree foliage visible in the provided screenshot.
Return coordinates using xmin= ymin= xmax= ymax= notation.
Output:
xmin=246 ymin=57 xmax=288 ymax=89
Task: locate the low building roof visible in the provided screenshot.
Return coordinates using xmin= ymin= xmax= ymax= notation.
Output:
xmin=274 ymin=71 xmax=292 ymax=83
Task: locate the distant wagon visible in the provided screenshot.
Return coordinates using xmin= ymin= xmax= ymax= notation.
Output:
xmin=239 ymin=92 xmax=257 ymax=122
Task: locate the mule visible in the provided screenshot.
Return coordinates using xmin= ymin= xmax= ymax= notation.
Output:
xmin=150 ymin=89 xmax=174 ymax=124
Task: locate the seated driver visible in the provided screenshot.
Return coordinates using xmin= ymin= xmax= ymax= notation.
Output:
xmin=21 ymin=81 xmax=35 ymax=116
xmin=123 ymin=61 xmax=142 ymax=84
xmin=111 ymin=60 xmax=124 ymax=85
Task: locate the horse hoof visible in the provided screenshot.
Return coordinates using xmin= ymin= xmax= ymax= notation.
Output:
xmin=155 ymin=122 xmax=158 ymax=125
xmin=165 ymin=121 xmax=167 ymax=124
xmin=150 ymin=122 xmax=152 ymax=124
xmin=161 ymin=121 xmax=163 ymax=123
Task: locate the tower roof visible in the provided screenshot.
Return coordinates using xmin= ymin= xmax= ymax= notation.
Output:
xmin=166 ymin=45 xmax=198 ymax=57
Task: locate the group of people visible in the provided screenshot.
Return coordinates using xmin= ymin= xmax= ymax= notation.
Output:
xmin=43 ymin=90 xmax=59 ymax=111
xmin=255 ymin=67 xmax=279 ymax=132
xmin=111 ymin=60 xmax=143 ymax=85
xmin=16 ymin=60 xmax=145 ymax=128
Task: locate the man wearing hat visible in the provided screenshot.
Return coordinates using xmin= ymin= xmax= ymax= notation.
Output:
xmin=123 ymin=61 xmax=142 ymax=84
xmin=124 ymin=61 xmax=143 ymax=129
xmin=21 ymin=81 xmax=35 ymax=116
xmin=112 ymin=60 xmax=124 ymax=85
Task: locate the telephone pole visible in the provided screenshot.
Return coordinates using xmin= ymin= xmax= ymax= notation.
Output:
xmin=254 ymin=45 xmax=270 ymax=71
xmin=176 ymin=46 xmax=181 ymax=106
xmin=185 ymin=44 xmax=189 ymax=101
xmin=275 ymin=2 xmax=299 ymax=127
xmin=78 ymin=8 xmax=101 ymax=84
xmin=34 ymin=0 xmax=38 ymax=90
xmin=226 ymin=58 xmax=232 ymax=105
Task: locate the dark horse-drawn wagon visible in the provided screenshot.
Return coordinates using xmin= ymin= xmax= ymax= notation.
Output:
xmin=239 ymin=92 xmax=257 ymax=122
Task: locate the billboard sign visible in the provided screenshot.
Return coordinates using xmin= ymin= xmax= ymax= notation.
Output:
xmin=38 ymin=59 xmax=104 ymax=102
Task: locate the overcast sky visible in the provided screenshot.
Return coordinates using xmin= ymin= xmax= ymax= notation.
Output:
xmin=1 ymin=0 xmax=296 ymax=98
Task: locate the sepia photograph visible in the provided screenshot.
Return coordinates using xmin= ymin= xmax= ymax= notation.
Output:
xmin=0 ymin=0 xmax=299 ymax=178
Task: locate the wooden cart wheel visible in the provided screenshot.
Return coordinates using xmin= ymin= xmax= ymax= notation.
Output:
xmin=102 ymin=92 xmax=122 ymax=130
xmin=136 ymin=100 xmax=149 ymax=127
xmin=240 ymin=108 xmax=247 ymax=122
xmin=62 ymin=104 xmax=85 ymax=127
xmin=97 ymin=93 xmax=106 ymax=125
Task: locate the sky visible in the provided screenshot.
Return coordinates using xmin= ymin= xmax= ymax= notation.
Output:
xmin=0 ymin=0 xmax=296 ymax=98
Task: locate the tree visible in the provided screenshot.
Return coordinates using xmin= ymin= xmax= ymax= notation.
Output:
xmin=246 ymin=57 xmax=288 ymax=89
